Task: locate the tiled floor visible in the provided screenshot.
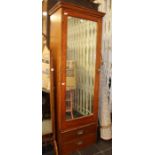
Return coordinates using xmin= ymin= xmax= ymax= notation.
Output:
xmin=43 ymin=139 xmax=112 ymax=155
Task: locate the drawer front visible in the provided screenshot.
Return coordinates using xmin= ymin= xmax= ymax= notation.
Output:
xmin=62 ymin=133 xmax=96 ymax=155
xmin=61 ymin=124 xmax=97 ymax=142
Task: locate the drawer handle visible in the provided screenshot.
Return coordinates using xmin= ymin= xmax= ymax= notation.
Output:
xmin=77 ymin=130 xmax=84 ymax=135
xmin=77 ymin=141 xmax=83 ymax=145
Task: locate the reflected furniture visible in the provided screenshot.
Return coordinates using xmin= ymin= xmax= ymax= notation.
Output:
xmin=49 ymin=0 xmax=105 ymax=154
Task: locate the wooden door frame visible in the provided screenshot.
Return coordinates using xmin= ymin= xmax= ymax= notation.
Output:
xmin=61 ymin=7 xmax=103 ymax=130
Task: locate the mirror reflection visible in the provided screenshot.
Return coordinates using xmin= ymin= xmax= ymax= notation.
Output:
xmin=65 ymin=16 xmax=97 ymax=120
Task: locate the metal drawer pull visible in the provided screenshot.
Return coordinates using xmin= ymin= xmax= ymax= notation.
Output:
xmin=77 ymin=141 xmax=83 ymax=145
xmin=77 ymin=130 xmax=84 ymax=135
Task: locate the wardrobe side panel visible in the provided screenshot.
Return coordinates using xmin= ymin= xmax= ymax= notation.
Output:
xmin=50 ymin=8 xmax=62 ymax=136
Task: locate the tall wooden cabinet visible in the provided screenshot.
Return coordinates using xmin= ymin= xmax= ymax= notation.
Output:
xmin=49 ymin=0 xmax=105 ymax=154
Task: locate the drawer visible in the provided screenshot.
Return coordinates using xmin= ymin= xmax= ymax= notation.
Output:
xmin=62 ymin=133 xmax=96 ymax=155
xmin=61 ymin=124 xmax=97 ymax=142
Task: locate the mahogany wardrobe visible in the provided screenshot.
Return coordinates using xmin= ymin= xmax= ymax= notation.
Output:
xmin=48 ymin=0 xmax=105 ymax=154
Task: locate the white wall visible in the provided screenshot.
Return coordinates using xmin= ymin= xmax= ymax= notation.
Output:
xmin=98 ymin=0 xmax=112 ymax=139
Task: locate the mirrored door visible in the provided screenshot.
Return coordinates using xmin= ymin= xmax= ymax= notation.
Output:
xmin=65 ymin=16 xmax=97 ymax=121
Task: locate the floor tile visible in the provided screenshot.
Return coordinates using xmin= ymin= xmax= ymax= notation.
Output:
xmin=70 ymin=151 xmax=81 ymax=155
xmin=43 ymin=151 xmax=55 ymax=155
xmin=42 ymin=144 xmax=54 ymax=155
xmin=80 ymin=144 xmax=100 ymax=155
xmin=104 ymin=149 xmax=112 ymax=155
xmin=42 ymin=139 xmax=112 ymax=155
xmin=94 ymin=151 xmax=105 ymax=155
xmin=96 ymin=139 xmax=112 ymax=152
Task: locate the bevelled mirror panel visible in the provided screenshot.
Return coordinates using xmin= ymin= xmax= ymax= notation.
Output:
xmin=65 ymin=16 xmax=97 ymax=120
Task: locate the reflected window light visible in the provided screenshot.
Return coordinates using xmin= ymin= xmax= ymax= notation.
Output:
xmin=93 ymin=0 xmax=99 ymax=4
xmin=42 ymin=11 xmax=47 ymax=16
xmin=50 ymin=15 xmax=55 ymax=21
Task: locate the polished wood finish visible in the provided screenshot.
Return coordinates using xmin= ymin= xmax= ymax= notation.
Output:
xmin=62 ymin=133 xmax=96 ymax=154
xmin=61 ymin=8 xmax=103 ymax=131
xmin=61 ymin=123 xmax=97 ymax=142
xmin=49 ymin=8 xmax=63 ymax=149
xmin=48 ymin=0 xmax=99 ymax=11
xmin=49 ymin=1 xmax=105 ymax=154
xmin=49 ymin=1 xmax=104 ymax=17
xmin=50 ymin=50 xmax=58 ymax=155
xmin=59 ymin=123 xmax=97 ymax=154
